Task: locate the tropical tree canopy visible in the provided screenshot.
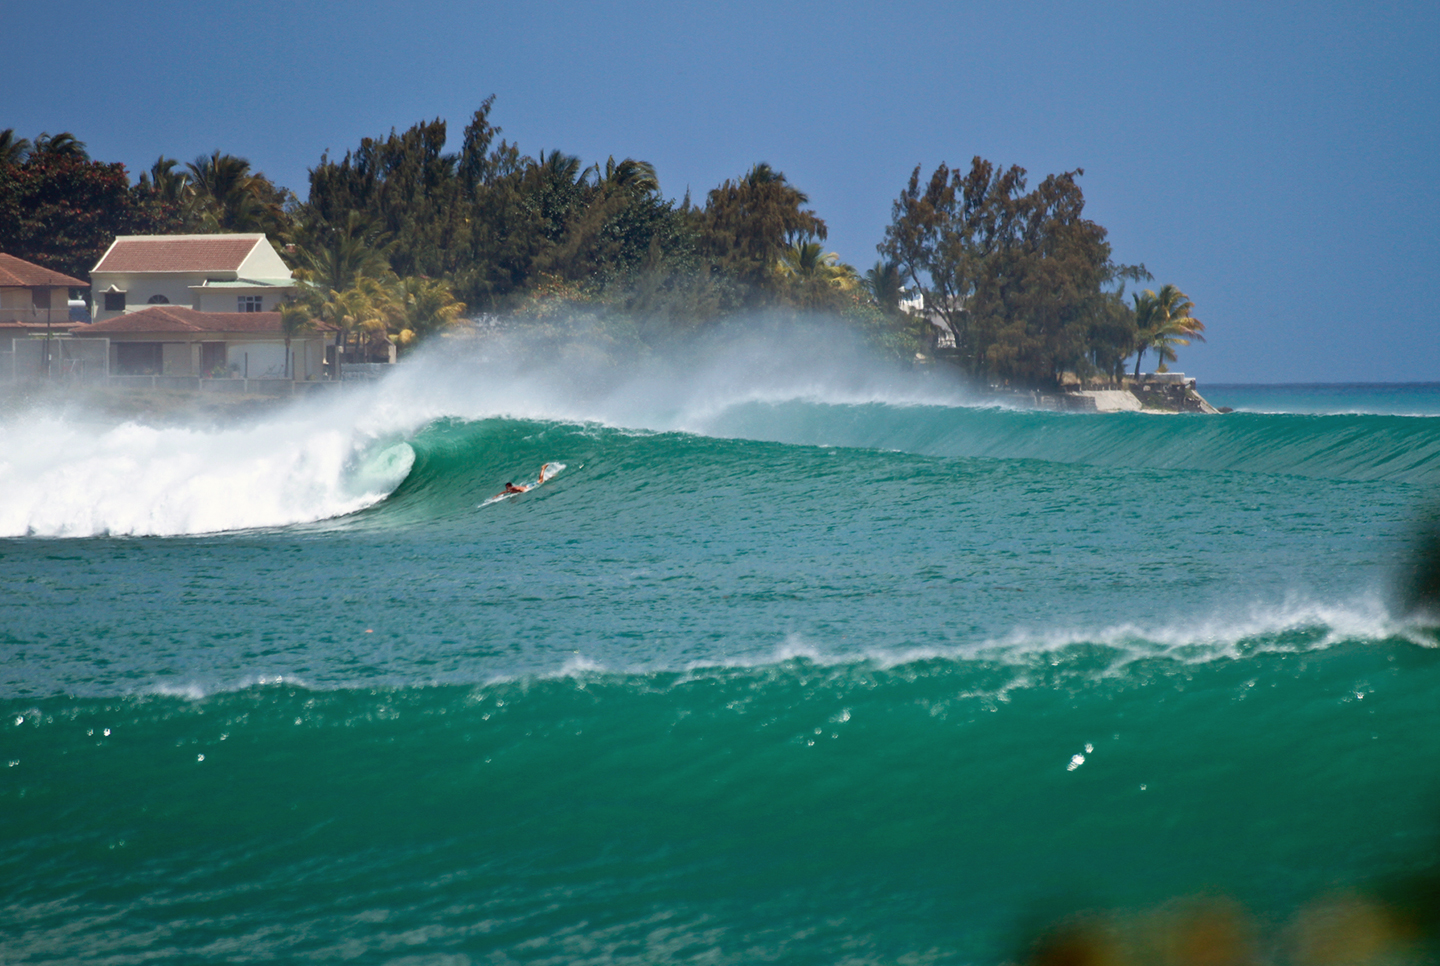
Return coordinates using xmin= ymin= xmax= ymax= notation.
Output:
xmin=700 ymin=163 xmax=827 ymax=296
xmin=880 ymin=156 xmax=1147 ymax=386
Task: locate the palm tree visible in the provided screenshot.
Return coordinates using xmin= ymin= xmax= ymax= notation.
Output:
xmin=31 ymin=132 xmax=88 ymax=159
xmin=0 ymin=130 xmax=31 ymax=166
xmin=392 ymin=277 xmax=466 ymax=348
xmin=278 ymin=301 xmax=316 ymax=379
xmin=1132 ymin=284 xmax=1205 ymax=377
xmin=183 ymin=151 xmax=290 ymax=233
xmin=776 ymin=241 xmax=860 ymax=308
xmin=290 ymin=211 xmax=392 ymax=295
xmin=778 ymin=241 xmax=856 ymax=286
xmin=311 ymin=276 xmax=398 ymax=363
xmin=863 ymin=260 xmax=905 ymax=314
xmin=136 ymin=156 xmax=191 ymax=204
xmin=597 ymin=156 xmax=659 ymax=195
xmin=535 ymin=150 xmax=587 ymax=188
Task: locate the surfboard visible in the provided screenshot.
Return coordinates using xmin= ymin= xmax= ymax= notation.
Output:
xmin=481 ymin=462 xmax=566 ymax=506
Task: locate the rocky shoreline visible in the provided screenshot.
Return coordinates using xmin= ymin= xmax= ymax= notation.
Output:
xmin=997 ymin=374 xmax=1225 ymax=414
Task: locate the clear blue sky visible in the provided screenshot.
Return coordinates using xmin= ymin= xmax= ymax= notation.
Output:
xmin=5 ymin=0 xmax=1437 ymax=382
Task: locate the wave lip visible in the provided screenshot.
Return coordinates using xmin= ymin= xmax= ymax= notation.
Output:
xmin=0 ymin=412 xmax=413 ymax=538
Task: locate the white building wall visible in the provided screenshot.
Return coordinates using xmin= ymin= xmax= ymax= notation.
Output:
xmin=194 ymin=287 xmax=294 ymax=313
xmin=90 ymin=273 xmax=200 ymax=319
xmin=236 ymin=241 xmax=293 ymax=280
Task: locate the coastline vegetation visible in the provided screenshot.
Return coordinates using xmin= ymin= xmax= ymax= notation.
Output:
xmin=0 ymin=104 xmax=1204 ymax=388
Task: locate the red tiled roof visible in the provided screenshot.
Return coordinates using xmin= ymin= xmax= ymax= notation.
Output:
xmin=0 ymin=253 xmax=86 ymax=288
xmin=92 ymin=235 xmax=265 ymax=274
xmin=71 ymin=306 xmax=333 ymax=335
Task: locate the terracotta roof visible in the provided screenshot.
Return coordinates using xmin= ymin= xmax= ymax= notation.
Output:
xmin=0 ymin=253 xmax=86 ymax=288
xmin=71 ymin=306 xmax=333 ymax=335
xmin=92 ymin=235 xmax=266 ymax=274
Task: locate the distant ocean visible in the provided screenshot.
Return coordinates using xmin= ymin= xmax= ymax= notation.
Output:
xmin=3 ymin=347 xmax=1438 ymax=964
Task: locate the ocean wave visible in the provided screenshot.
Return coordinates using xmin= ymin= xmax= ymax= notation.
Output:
xmin=91 ymin=596 xmax=1435 ymax=706
xmin=5 ymin=340 xmax=1439 ymax=538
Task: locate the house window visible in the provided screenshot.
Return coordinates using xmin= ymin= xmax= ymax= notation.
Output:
xmin=147 ymin=294 xmax=169 ymax=304
xmin=30 ymin=287 xmax=51 ymax=309
xmin=238 ymin=295 xmax=263 ymax=312
xmin=104 ymin=291 xmax=126 ymax=312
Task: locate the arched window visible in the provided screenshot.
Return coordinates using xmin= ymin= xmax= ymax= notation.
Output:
xmin=147 ymin=294 xmax=170 ymax=304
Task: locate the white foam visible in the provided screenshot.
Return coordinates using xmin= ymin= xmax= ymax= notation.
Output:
xmin=0 ymin=390 xmax=415 ymax=537
xmin=649 ymin=595 xmax=1434 ymax=687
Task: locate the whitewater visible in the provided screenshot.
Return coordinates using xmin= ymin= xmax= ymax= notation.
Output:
xmin=3 ymin=334 xmax=1439 ymax=964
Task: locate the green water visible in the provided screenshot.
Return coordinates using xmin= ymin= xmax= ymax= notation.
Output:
xmin=2 ymin=361 xmax=1438 ymax=964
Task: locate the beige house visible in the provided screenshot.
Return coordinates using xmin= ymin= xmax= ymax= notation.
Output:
xmin=0 ymin=253 xmax=86 ymax=346
xmin=90 ymin=234 xmax=297 ymax=323
xmin=71 ymin=305 xmax=335 ymax=380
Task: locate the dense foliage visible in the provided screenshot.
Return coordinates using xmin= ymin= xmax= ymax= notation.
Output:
xmin=0 ymin=113 xmax=1205 ymax=383
xmin=880 ymin=158 xmax=1153 ymax=385
xmin=0 ymin=134 xmax=176 ymax=281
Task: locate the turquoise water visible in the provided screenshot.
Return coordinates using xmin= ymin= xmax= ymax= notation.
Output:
xmin=3 ymin=349 xmax=1439 ymax=964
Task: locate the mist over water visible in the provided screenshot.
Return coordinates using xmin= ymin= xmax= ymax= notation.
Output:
xmin=3 ymin=330 xmax=1439 ymax=963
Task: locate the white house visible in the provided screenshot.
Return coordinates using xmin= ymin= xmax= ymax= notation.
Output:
xmin=90 ymin=234 xmax=297 ymax=323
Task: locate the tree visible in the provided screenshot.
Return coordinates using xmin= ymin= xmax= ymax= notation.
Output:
xmin=31 ymin=132 xmax=88 ymax=160
xmin=776 ymin=240 xmax=859 ymax=310
xmin=289 ymin=210 xmax=392 ymax=294
xmin=278 ymin=301 xmax=315 ymax=379
xmin=863 ymin=260 xmax=905 ymax=314
xmin=305 ymin=117 xmax=464 ymax=279
xmin=185 ymin=151 xmax=291 ymax=235
xmin=881 ymin=157 xmax=1145 ymax=386
xmin=307 ymin=275 xmax=398 ymax=362
xmin=0 ymin=130 xmax=31 ymax=166
xmin=392 ymin=276 xmax=466 ymax=348
xmin=1132 ymin=284 xmax=1204 ymax=376
xmin=0 ymin=152 xmax=140 ymax=279
xmin=701 ymin=163 xmax=827 ymax=297
xmin=136 ymin=156 xmax=190 ymax=204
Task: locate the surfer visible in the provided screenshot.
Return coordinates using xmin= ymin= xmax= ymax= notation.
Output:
xmin=496 ymin=465 xmax=552 ymax=498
